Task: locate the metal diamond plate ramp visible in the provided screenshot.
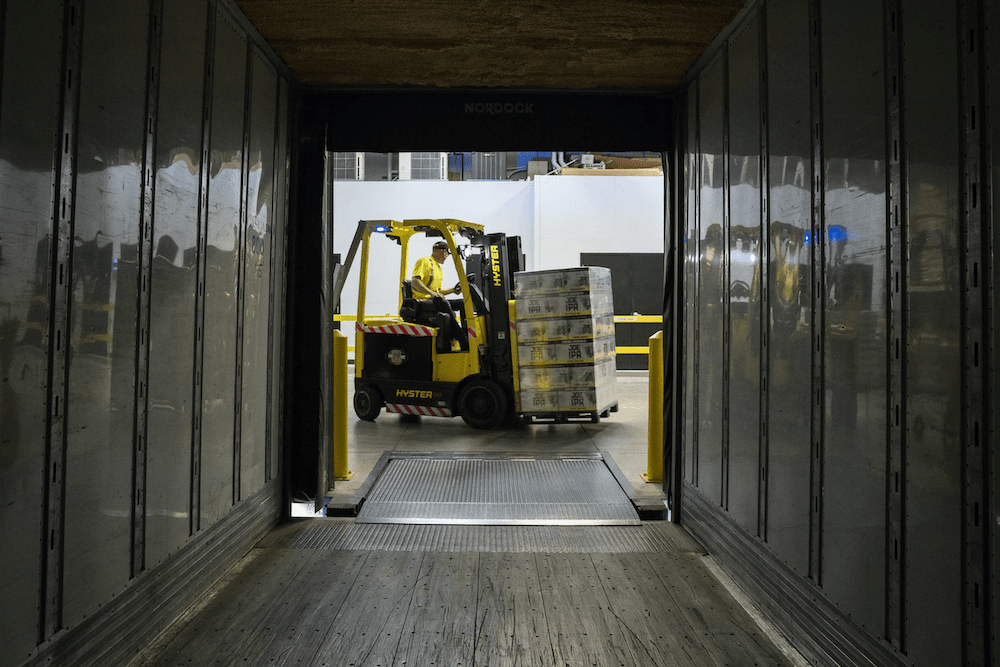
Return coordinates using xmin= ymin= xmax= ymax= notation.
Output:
xmin=355 ymin=456 xmax=640 ymax=526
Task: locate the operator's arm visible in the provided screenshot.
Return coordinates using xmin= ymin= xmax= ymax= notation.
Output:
xmin=412 ymin=256 xmax=455 ymax=298
xmin=411 ymin=275 xmax=442 ymax=298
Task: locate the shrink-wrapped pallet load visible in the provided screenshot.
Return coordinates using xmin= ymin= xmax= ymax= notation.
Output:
xmin=513 ymin=266 xmax=618 ymax=422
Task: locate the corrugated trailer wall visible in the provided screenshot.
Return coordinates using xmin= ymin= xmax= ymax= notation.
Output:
xmin=678 ymin=1 xmax=996 ymax=666
xmin=0 ymin=1 xmax=291 ymax=665
xmin=990 ymin=2 xmax=1000 ymax=662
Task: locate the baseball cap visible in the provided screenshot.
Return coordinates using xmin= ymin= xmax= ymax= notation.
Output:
xmin=432 ymin=241 xmax=450 ymax=252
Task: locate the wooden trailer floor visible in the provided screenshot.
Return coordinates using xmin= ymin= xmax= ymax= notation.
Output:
xmin=130 ymin=373 xmax=805 ymax=666
xmin=130 ymin=519 xmax=801 ymax=667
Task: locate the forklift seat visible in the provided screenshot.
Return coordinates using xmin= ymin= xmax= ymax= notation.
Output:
xmin=399 ymin=281 xmax=466 ymax=353
xmin=399 ymin=280 xmax=435 ymax=326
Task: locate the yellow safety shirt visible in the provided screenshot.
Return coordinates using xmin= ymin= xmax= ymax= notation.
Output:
xmin=412 ymin=256 xmax=444 ymax=299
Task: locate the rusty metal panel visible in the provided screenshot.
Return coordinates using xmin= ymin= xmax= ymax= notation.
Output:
xmin=61 ymin=0 xmax=149 ymax=629
xmin=899 ymin=1 xmax=963 ymax=664
xmin=763 ymin=0 xmax=812 ymax=578
xmin=726 ymin=11 xmax=762 ymax=535
xmin=240 ymin=49 xmax=277 ymax=500
xmin=819 ymin=0 xmax=887 ymax=635
xmin=0 ymin=2 xmax=63 ymax=660
xmin=696 ymin=54 xmax=726 ymax=506
xmin=200 ymin=8 xmax=246 ymax=527
xmin=145 ymin=0 xmax=208 ymax=566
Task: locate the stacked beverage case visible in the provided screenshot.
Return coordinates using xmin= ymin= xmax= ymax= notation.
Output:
xmin=513 ymin=266 xmax=618 ymax=420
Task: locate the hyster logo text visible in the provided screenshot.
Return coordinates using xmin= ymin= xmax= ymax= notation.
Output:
xmin=396 ymin=389 xmax=433 ymax=399
xmin=490 ymin=246 xmax=502 ymax=286
xmin=464 ymin=102 xmax=533 ymax=114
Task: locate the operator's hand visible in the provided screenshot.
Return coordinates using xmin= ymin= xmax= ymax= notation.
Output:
xmin=412 ymin=276 xmax=443 ymax=299
xmin=452 ymin=282 xmax=462 ymax=295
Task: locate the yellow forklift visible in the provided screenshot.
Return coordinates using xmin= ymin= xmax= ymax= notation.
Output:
xmin=334 ymin=218 xmax=525 ymax=429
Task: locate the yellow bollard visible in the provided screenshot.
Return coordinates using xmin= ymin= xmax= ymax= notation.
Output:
xmin=333 ymin=330 xmax=353 ymax=480
xmin=642 ymin=330 xmax=663 ymax=483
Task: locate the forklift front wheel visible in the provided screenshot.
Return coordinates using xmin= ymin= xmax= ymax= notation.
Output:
xmin=354 ymin=386 xmax=382 ymax=421
xmin=458 ymin=379 xmax=508 ymax=430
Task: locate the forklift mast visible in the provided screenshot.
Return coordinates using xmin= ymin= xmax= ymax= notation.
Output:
xmin=468 ymin=233 xmax=525 ymax=405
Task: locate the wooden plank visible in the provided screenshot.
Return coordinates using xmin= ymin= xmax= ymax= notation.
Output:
xmin=296 ymin=551 xmax=424 ymax=667
xmin=474 ymin=553 xmax=553 ymax=666
xmin=389 ymin=552 xmax=480 ymax=667
xmin=135 ymin=529 xmax=796 ymax=667
xmin=645 ymin=552 xmax=793 ymax=666
xmin=536 ymin=553 xmax=633 ymax=667
xmin=590 ymin=552 xmax=720 ymax=666
xmin=140 ymin=547 xmax=315 ymax=665
xmin=233 ymin=549 xmax=370 ymax=666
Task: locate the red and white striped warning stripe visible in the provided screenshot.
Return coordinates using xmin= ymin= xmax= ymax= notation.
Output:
xmin=359 ymin=321 xmax=478 ymax=340
xmin=357 ymin=322 xmax=436 ymax=337
xmin=386 ymin=403 xmax=452 ymax=417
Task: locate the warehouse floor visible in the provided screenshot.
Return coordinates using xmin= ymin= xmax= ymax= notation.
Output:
xmin=323 ymin=370 xmax=668 ymax=513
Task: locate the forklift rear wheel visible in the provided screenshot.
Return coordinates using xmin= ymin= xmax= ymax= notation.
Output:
xmin=354 ymin=386 xmax=382 ymax=421
xmin=458 ymin=379 xmax=508 ymax=430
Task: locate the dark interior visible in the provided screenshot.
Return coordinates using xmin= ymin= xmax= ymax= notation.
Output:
xmin=0 ymin=1 xmax=996 ymax=667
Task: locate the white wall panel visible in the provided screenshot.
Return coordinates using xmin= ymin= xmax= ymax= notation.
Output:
xmin=332 ymin=177 xmax=665 ymax=324
xmin=533 ymin=175 xmax=664 ymax=270
xmin=332 ymin=181 xmax=533 ymax=320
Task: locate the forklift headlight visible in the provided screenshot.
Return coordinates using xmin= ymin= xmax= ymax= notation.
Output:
xmin=386 ymin=349 xmax=407 ymax=366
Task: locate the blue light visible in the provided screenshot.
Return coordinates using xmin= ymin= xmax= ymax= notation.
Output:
xmin=828 ymin=225 xmax=848 ymax=243
xmin=374 ymin=224 xmax=390 ymax=233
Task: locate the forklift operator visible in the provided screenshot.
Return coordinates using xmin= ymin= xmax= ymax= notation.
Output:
xmin=411 ymin=241 xmax=459 ymax=300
